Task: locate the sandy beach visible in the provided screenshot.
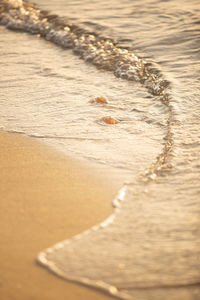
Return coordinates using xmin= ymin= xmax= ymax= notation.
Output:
xmin=0 ymin=131 xmax=124 ymax=300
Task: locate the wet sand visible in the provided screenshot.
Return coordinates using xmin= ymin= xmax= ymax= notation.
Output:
xmin=0 ymin=131 xmax=124 ymax=300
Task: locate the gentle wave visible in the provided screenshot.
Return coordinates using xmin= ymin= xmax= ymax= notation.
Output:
xmin=0 ymin=0 xmax=174 ymax=180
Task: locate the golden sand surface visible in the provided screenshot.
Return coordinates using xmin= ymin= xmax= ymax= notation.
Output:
xmin=0 ymin=131 xmax=124 ymax=300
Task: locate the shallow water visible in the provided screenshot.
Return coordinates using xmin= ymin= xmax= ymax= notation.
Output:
xmin=0 ymin=0 xmax=200 ymax=299
xmin=0 ymin=25 xmax=164 ymax=174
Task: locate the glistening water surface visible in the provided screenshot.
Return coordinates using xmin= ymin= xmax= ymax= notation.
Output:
xmin=0 ymin=0 xmax=200 ymax=299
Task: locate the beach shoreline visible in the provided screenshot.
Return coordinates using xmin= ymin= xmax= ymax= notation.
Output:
xmin=0 ymin=131 xmax=125 ymax=300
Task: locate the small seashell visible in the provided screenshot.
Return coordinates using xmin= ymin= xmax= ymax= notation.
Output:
xmin=95 ymin=96 xmax=108 ymax=104
xmin=101 ymin=116 xmax=118 ymax=124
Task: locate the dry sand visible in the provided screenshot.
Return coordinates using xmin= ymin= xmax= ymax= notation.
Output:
xmin=0 ymin=131 xmax=125 ymax=300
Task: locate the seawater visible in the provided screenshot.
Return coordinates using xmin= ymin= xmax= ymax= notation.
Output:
xmin=0 ymin=0 xmax=200 ymax=299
